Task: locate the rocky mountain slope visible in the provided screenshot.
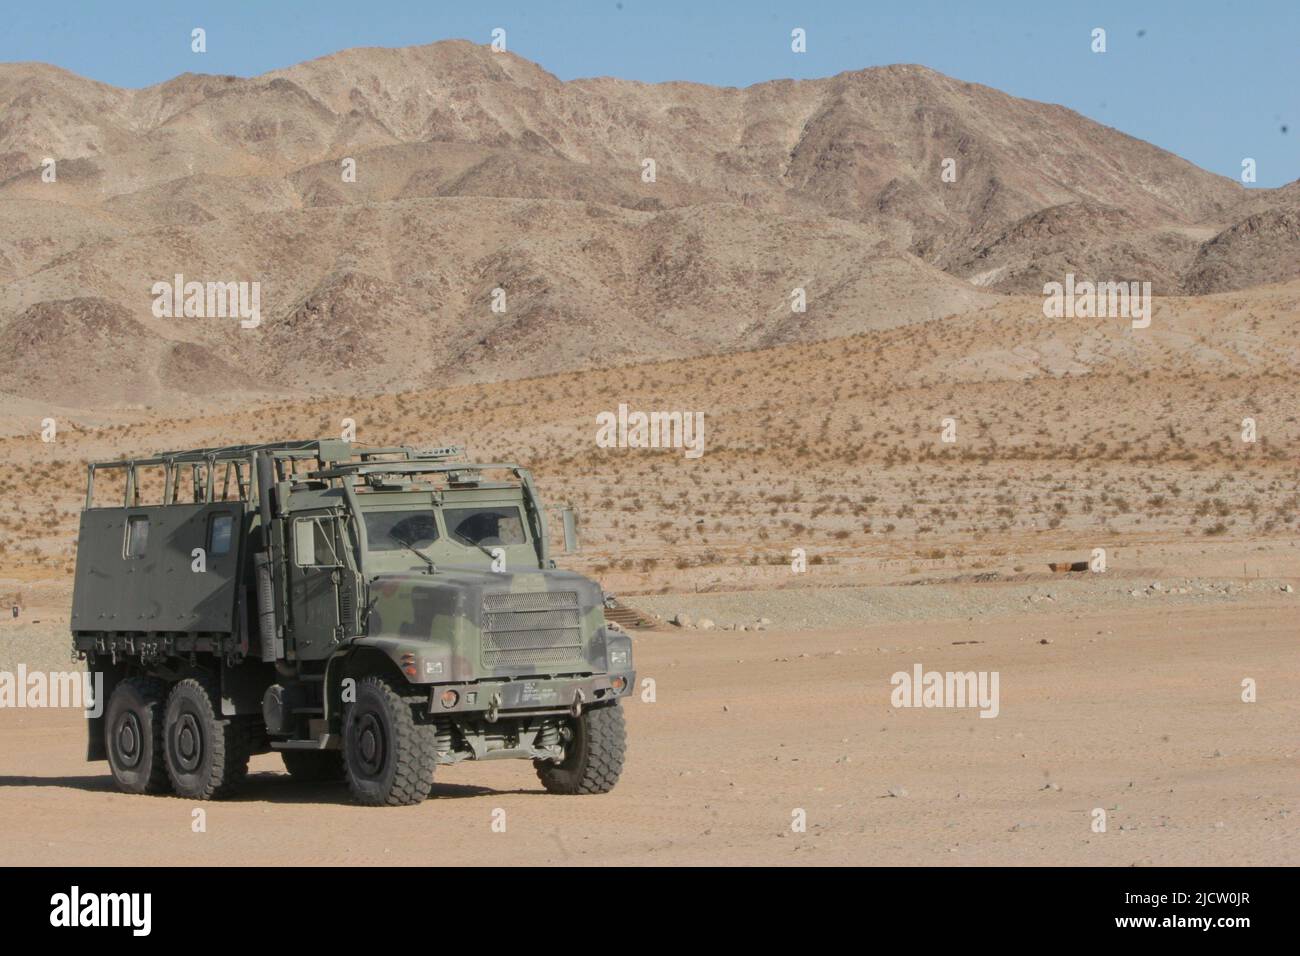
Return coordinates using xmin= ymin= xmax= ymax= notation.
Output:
xmin=0 ymin=41 xmax=1295 ymax=409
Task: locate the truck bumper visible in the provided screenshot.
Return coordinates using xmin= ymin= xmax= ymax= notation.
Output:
xmin=426 ymin=671 xmax=635 ymax=717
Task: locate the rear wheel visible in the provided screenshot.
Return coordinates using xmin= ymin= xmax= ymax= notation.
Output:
xmin=105 ymin=677 xmax=170 ymax=794
xmin=281 ymin=749 xmax=346 ymax=782
xmin=342 ymin=676 xmax=437 ymax=806
xmin=534 ymin=703 xmax=626 ymax=794
xmin=163 ymin=676 xmax=251 ymax=800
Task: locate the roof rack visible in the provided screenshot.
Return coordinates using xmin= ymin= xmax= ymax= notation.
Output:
xmin=82 ymin=440 xmax=469 ymax=508
xmin=86 ymin=440 xmax=466 ymax=469
xmin=311 ymin=461 xmax=518 ymax=479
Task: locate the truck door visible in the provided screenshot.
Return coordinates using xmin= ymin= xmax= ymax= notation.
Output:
xmin=289 ymin=514 xmax=343 ymax=658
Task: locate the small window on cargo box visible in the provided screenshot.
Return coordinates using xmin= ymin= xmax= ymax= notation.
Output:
xmin=123 ymin=516 xmax=150 ymax=558
xmin=208 ymin=513 xmax=234 ymax=556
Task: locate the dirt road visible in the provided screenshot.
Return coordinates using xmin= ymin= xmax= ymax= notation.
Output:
xmin=0 ymin=601 xmax=1295 ymax=866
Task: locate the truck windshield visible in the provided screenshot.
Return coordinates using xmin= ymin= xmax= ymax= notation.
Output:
xmin=363 ymin=509 xmax=439 ymax=551
xmin=443 ymin=506 xmax=526 ymax=546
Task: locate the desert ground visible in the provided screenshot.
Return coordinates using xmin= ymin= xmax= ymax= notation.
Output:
xmin=1 ymin=281 xmax=1298 ymax=866
xmin=1 ymin=589 xmax=1295 ymax=866
xmin=1 ymin=280 xmax=1298 ymax=865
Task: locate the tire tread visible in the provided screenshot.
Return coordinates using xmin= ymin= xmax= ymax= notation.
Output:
xmin=164 ymin=674 xmax=251 ymax=801
xmin=344 ymin=676 xmax=437 ymax=807
xmin=110 ymin=676 xmax=171 ymax=794
xmin=535 ymin=703 xmax=626 ymax=795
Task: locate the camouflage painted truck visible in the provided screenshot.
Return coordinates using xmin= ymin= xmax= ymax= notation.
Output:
xmin=71 ymin=440 xmax=633 ymax=806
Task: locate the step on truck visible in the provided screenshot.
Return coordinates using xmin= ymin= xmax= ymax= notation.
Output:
xmin=71 ymin=440 xmax=633 ymax=806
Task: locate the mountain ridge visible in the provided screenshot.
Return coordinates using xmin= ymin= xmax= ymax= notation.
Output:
xmin=0 ymin=40 xmax=1295 ymax=410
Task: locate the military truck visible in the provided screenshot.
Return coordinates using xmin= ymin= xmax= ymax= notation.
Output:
xmin=71 ymin=440 xmax=633 ymax=806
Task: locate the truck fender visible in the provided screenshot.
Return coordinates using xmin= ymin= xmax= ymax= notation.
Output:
xmin=323 ymin=638 xmax=431 ymax=730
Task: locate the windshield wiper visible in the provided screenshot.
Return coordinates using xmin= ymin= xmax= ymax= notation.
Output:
xmin=463 ymin=539 xmax=500 ymax=561
xmin=450 ymin=536 xmax=513 ymax=567
xmin=391 ymin=534 xmax=436 ymax=574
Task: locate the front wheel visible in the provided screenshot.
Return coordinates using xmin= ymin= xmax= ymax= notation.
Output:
xmin=534 ymin=703 xmax=626 ymax=794
xmin=342 ymin=676 xmax=438 ymax=806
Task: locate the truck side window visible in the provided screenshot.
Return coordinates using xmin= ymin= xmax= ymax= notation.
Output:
xmin=294 ymin=518 xmax=338 ymax=567
xmin=123 ymin=515 xmax=150 ymax=558
xmin=208 ymin=514 xmax=234 ymax=555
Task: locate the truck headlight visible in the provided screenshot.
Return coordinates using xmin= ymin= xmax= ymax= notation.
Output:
xmin=609 ymin=646 xmax=630 ymax=668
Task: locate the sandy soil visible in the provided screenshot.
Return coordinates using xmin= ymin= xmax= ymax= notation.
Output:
xmin=1 ymin=597 xmax=1294 ymax=867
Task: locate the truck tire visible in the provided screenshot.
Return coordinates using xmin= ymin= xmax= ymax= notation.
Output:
xmin=105 ymin=677 xmax=171 ymax=794
xmin=534 ymin=702 xmax=626 ymax=795
xmin=162 ymin=676 xmax=251 ymax=800
xmin=341 ymin=676 xmax=437 ymax=806
xmin=281 ymin=749 xmax=346 ymax=782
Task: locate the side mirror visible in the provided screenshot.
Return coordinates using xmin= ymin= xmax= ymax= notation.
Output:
xmin=560 ymin=507 xmax=579 ymax=554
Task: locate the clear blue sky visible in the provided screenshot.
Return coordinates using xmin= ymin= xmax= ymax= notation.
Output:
xmin=2 ymin=0 xmax=1295 ymax=187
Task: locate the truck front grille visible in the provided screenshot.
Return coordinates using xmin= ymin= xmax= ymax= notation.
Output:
xmin=481 ymin=590 xmax=583 ymax=668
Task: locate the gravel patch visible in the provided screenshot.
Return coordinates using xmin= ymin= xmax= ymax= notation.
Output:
xmin=632 ymin=576 xmax=1293 ymax=631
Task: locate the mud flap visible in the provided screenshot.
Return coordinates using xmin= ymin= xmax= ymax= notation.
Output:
xmin=85 ymin=664 xmax=123 ymax=762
